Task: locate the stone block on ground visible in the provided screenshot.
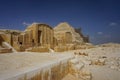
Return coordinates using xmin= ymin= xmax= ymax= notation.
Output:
xmin=0 ymin=48 xmax=12 ymax=53
xmin=79 ymin=68 xmax=92 ymax=80
xmin=26 ymin=46 xmax=49 ymax=52
xmin=70 ymin=58 xmax=79 ymax=65
xmin=91 ymin=58 xmax=105 ymax=66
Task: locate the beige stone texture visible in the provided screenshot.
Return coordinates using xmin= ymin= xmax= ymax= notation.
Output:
xmin=0 ymin=48 xmax=12 ymax=53
xmin=54 ymin=22 xmax=84 ymax=44
xmin=0 ymin=22 xmax=90 ymax=52
xmin=54 ymin=46 xmax=68 ymax=52
xmin=26 ymin=46 xmax=49 ymax=52
xmin=24 ymin=23 xmax=54 ymax=49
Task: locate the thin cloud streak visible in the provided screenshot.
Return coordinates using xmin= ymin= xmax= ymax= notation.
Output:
xmin=109 ymin=22 xmax=117 ymax=26
xmin=97 ymin=32 xmax=103 ymax=35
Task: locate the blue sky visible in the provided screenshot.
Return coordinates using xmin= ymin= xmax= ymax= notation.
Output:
xmin=0 ymin=0 xmax=120 ymax=44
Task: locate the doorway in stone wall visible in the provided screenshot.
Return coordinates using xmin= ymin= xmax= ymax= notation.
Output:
xmin=38 ymin=30 xmax=42 ymax=45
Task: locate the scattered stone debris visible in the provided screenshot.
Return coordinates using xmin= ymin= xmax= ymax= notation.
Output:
xmin=106 ymin=57 xmax=120 ymax=71
xmin=69 ymin=52 xmax=92 ymax=80
xmin=79 ymin=68 xmax=92 ymax=80
xmin=90 ymin=58 xmax=105 ymax=66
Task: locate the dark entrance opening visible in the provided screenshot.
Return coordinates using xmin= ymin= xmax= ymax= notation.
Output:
xmin=19 ymin=42 xmax=22 ymax=45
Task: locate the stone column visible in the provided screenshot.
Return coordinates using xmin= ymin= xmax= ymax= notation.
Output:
xmin=42 ymin=26 xmax=44 ymax=45
xmin=50 ymin=29 xmax=53 ymax=45
xmin=48 ymin=28 xmax=50 ymax=44
xmin=44 ymin=26 xmax=47 ymax=45
xmin=47 ymin=27 xmax=49 ymax=44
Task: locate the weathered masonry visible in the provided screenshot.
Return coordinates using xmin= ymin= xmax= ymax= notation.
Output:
xmin=20 ymin=23 xmax=54 ymax=49
xmin=0 ymin=22 xmax=90 ymax=52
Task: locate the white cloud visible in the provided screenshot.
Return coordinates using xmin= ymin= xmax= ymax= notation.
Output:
xmin=109 ymin=22 xmax=117 ymax=26
xmin=22 ymin=22 xmax=30 ymax=26
xmin=97 ymin=32 xmax=103 ymax=35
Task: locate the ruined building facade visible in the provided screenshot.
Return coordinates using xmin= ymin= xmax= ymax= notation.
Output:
xmin=19 ymin=23 xmax=54 ymax=49
xmin=54 ymin=22 xmax=89 ymax=44
xmin=0 ymin=22 xmax=89 ymax=52
xmin=54 ymin=32 xmax=72 ymax=45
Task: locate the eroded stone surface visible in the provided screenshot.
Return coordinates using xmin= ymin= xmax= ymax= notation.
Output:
xmin=0 ymin=22 xmax=89 ymax=52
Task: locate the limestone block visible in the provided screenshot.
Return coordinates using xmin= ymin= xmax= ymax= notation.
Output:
xmin=0 ymin=48 xmax=12 ymax=53
xmin=26 ymin=46 xmax=49 ymax=52
xmin=67 ymin=44 xmax=75 ymax=50
xmin=54 ymin=46 xmax=67 ymax=52
xmin=79 ymin=68 xmax=92 ymax=80
xmin=98 ymin=58 xmax=105 ymax=65
xmin=110 ymin=66 xmax=118 ymax=70
xmin=91 ymin=59 xmax=99 ymax=65
xmin=70 ymin=58 xmax=79 ymax=65
xmin=83 ymin=60 xmax=91 ymax=65
xmin=79 ymin=52 xmax=88 ymax=56
xmin=62 ymin=74 xmax=79 ymax=80
xmin=91 ymin=58 xmax=105 ymax=65
xmin=73 ymin=63 xmax=84 ymax=71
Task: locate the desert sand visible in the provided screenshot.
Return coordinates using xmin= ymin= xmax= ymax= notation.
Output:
xmin=0 ymin=52 xmax=74 ymax=80
xmin=0 ymin=43 xmax=120 ymax=80
xmin=62 ymin=43 xmax=120 ymax=80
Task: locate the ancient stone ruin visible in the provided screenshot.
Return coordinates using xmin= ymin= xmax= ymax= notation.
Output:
xmin=0 ymin=22 xmax=120 ymax=80
xmin=0 ymin=22 xmax=89 ymax=53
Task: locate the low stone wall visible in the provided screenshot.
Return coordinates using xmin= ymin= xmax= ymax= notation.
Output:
xmin=54 ymin=44 xmax=94 ymax=52
xmin=26 ymin=46 xmax=49 ymax=52
xmin=54 ymin=46 xmax=67 ymax=52
xmin=54 ymin=44 xmax=76 ymax=52
xmin=0 ymin=48 xmax=12 ymax=53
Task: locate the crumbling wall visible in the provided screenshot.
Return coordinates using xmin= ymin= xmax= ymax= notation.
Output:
xmin=26 ymin=46 xmax=49 ymax=52
xmin=54 ymin=46 xmax=68 ymax=52
xmin=0 ymin=48 xmax=12 ymax=53
xmin=24 ymin=23 xmax=54 ymax=51
xmin=54 ymin=22 xmax=84 ymax=44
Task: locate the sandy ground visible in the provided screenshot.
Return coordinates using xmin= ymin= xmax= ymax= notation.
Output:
xmin=63 ymin=43 xmax=120 ymax=80
xmin=0 ymin=43 xmax=120 ymax=80
xmin=86 ymin=46 xmax=120 ymax=80
xmin=0 ymin=52 xmax=74 ymax=80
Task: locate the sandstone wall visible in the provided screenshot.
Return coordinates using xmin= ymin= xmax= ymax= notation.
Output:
xmin=26 ymin=46 xmax=49 ymax=52
xmin=54 ymin=22 xmax=84 ymax=44
xmin=24 ymin=23 xmax=54 ymax=50
xmin=0 ymin=48 xmax=12 ymax=53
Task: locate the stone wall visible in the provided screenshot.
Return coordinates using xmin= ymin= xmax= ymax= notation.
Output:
xmin=24 ymin=23 xmax=54 ymax=49
xmin=54 ymin=22 xmax=85 ymax=44
xmin=0 ymin=22 xmax=90 ymax=52
xmin=54 ymin=32 xmax=72 ymax=46
xmin=0 ymin=48 xmax=12 ymax=53
xmin=26 ymin=46 xmax=49 ymax=52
